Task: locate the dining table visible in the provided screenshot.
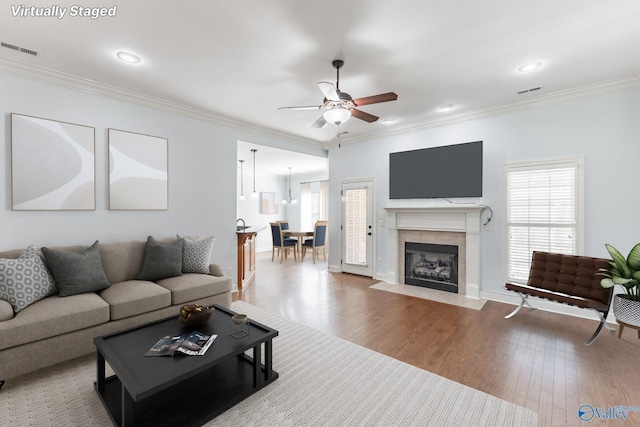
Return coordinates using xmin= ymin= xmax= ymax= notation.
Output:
xmin=282 ymin=230 xmax=313 ymax=262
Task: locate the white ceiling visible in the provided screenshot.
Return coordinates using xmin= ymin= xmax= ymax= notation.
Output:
xmin=237 ymin=140 xmax=327 ymax=178
xmin=1 ymin=0 xmax=639 ymax=146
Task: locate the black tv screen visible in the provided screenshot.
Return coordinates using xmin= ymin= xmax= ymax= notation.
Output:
xmin=389 ymin=141 xmax=483 ymax=199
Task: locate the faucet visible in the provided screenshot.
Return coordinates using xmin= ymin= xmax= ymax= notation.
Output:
xmin=236 ymin=218 xmax=245 ymax=230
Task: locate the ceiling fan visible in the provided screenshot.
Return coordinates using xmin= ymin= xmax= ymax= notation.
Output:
xmin=278 ymin=60 xmax=398 ymax=128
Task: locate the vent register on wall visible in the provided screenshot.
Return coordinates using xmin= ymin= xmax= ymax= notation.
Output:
xmin=389 ymin=141 xmax=483 ymax=199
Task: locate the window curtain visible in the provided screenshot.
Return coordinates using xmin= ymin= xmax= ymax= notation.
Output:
xmin=300 ymin=182 xmax=312 ymax=230
xmin=319 ymin=180 xmax=330 ymax=250
xmin=319 ymin=180 xmax=329 ymax=221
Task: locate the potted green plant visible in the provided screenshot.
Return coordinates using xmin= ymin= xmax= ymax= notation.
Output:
xmin=600 ymin=243 xmax=640 ymax=327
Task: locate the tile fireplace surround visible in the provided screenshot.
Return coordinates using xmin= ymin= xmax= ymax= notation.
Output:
xmin=385 ymin=206 xmax=485 ymax=299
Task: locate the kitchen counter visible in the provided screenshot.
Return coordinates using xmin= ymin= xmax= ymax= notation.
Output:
xmin=236 ymin=226 xmax=266 ymax=289
xmin=236 ymin=226 xmax=267 ymax=234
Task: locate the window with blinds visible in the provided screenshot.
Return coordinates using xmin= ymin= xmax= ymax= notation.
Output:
xmin=505 ymin=158 xmax=584 ymax=283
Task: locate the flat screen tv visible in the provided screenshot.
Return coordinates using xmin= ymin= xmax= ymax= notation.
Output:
xmin=389 ymin=141 xmax=483 ymax=199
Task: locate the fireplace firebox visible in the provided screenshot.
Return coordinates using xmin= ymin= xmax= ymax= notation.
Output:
xmin=405 ymin=242 xmax=458 ymax=293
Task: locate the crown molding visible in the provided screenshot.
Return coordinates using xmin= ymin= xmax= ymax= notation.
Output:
xmin=0 ymin=57 xmax=322 ymax=150
xmin=322 ymin=73 xmax=640 ymax=149
xmin=2 ymin=57 xmax=637 ymax=152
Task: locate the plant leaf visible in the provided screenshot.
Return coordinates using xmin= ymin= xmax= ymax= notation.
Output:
xmin=633 ymin=270 xmax=640 ymax=281
xmin=627 ymin=243 xmax=640 ymax=270
xmin=613 ymin=276 xmax=634 ymax=285
xmin=623 ymin=280 xmax=638 ymax=291
xmin=601 ymin=278 xmax=616 ymax=288
xmin=605 ymin=244 xmax=632 ymax=279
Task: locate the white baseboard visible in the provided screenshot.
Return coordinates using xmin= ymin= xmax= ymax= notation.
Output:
xmin=328 ymin=264 xmax=341 ymax=273
xmin=374 ymin=272 xmax=389 ymax=282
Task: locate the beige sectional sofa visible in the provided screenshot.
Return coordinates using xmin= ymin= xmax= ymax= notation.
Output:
xmin=0 ymin=237 xmax=232 ymax=384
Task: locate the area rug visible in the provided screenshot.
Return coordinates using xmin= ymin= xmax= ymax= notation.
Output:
xmin=370 ymin=282 xmax=487 ymax=310
xmin=0 ymin=301 xmax=535 ymax=426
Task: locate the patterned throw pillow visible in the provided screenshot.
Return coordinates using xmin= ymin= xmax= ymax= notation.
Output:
xmin=178 ymin=235 xmax=216 ymax=274
xmin=0 ymin=245 xmax=57 ymax=313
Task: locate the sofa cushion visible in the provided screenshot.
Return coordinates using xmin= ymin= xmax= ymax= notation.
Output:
xmin=99 ymin=280 xmax=172 ymax=320
xmin=99 ymin=240 xmax=147 ymax=284
xmin=42 ymin=241 xmax=111 ymax=296
xmin=0 ymin=299 xmax=14 ymax=321
xmin=136 ymin=236 xmax=184 ymax=281
xmin=179 ymin=235 xmax=216 ymax=274
xmin=0 ymin=245 xmax=57 ymax=312
xmin=209 ymin=264 xmax=224 ymax=277
xmin=0 ymin=293 xmax=109 ymax=351
xmin=156 ymin=274 xmax=231 ymax=305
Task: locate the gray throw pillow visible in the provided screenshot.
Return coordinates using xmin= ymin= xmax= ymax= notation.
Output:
xmin=178 ymin=234 xmax=215 ymax=274
xmin=41 ymin=241 xmax=110 ymax=297
xmin=137 ymin=236 xmax=184 ymax=281
xmin=0 ymin=245 xmax=58 ymax=312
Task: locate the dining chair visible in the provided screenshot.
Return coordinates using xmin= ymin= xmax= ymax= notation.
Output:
xmin=277 ymin=220 xmax=297 ymax=243
xmin=270 ymin=222 xmax=297 ymax=263
xmin=302 ymin=221 xmax=328 ymax=264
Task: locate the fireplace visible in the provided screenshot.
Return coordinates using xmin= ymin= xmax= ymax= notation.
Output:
xmin=384 ymin=206 xmax=485 ymax=299
xmin=405 ymin=242 xmax=459 ymax=293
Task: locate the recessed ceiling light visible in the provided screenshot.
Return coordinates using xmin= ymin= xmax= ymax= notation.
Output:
xmin=517 ymin=61 xmax=542 ymax=73
xmin=438 ymin=104 xmax=455 ymax=113
xmin=381 ymin=118 xmax=396 ymax=125
xmin=116 ymin=51 xmax=141 ymax=64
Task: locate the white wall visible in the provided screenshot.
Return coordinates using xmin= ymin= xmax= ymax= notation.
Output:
xmin=328 ymin=88 xmax=640 ymax=300
xmin=0 ymin=72 xmax=323 ymax=282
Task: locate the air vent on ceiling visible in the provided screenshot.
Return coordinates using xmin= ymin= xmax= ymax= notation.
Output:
xmin=1 ymin=41 xmax=39 ymax=57
xmin=517 ymin=86 xmax=542 ymax=95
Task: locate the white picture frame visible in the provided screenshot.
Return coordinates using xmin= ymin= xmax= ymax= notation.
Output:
xmin=108 ymin=128 xmax=168 ymax=210
xmin=11 ymin=113 xmax=96 ymax=211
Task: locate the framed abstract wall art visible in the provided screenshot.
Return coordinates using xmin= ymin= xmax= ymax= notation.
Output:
xmin=259 ymin=192 xmax=279 ymax=214
xmin=108 ymin=129 xmax=168 ymax=210
xmin=11 ymin=113 xmax=96 ymax=210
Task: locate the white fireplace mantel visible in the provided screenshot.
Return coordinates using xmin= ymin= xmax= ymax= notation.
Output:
xmin=384 ymin=206 xmax=485 ymax=299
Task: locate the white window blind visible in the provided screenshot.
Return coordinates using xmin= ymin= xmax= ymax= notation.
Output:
xmin=505 ymin=159 xmax=583 ymax=283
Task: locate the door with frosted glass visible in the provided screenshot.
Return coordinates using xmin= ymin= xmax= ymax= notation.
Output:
xmin=341 ymin=181 xmax=373 ymax=277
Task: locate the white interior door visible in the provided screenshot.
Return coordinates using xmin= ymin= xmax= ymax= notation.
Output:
xmin=341 ymin=181 xmax=374 ymax=277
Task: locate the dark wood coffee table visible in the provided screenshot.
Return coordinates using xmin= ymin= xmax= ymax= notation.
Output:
xmin=94 ymin=304 xmax=278 ymax=427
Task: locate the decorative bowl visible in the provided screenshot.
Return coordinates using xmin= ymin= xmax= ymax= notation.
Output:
xmin=178 ymin=305 xmax=214 ymax=326
xmin=231 ymin=314 xmax=248 ymax=324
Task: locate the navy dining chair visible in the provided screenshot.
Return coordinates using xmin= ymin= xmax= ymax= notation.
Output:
xmin=270 ymin=222 xmax=297 ymax=263
xmin=302 ymin=221 xmax=328 ymax=263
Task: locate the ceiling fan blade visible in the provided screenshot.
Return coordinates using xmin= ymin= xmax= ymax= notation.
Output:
xmin=278 ymin=105 xmax=324 ymax=110
xmin=352 ymin=92 xmax=398 ymax=107
xmin=311 ymin=115 xmax=327 ymax=128
xmin=317 ymin=81 xmax=340 ymax=101
xmin=350 ymin=109 xmax=378 ymax=123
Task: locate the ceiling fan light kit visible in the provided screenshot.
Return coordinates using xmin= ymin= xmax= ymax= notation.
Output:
xmin=279 ymin=59 xmax=398 ymax=129
xmin=323 ymin=107 xmax=351 ymax=125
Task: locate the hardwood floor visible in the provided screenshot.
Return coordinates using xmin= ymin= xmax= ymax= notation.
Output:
xmin=235 ymin=251 xmax=640 ymax=427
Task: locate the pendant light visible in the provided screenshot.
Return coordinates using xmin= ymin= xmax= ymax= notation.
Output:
xmin=238 ymin=160 xmax=246 ymax=200
xmin=281 ymin=167 xmax=297 ymax=204
xmin=251 ymin=149 xmax=258 ymax=198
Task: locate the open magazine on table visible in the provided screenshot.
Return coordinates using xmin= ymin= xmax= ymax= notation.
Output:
xmin=144 ymin=331 xmax=217 ymax=357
